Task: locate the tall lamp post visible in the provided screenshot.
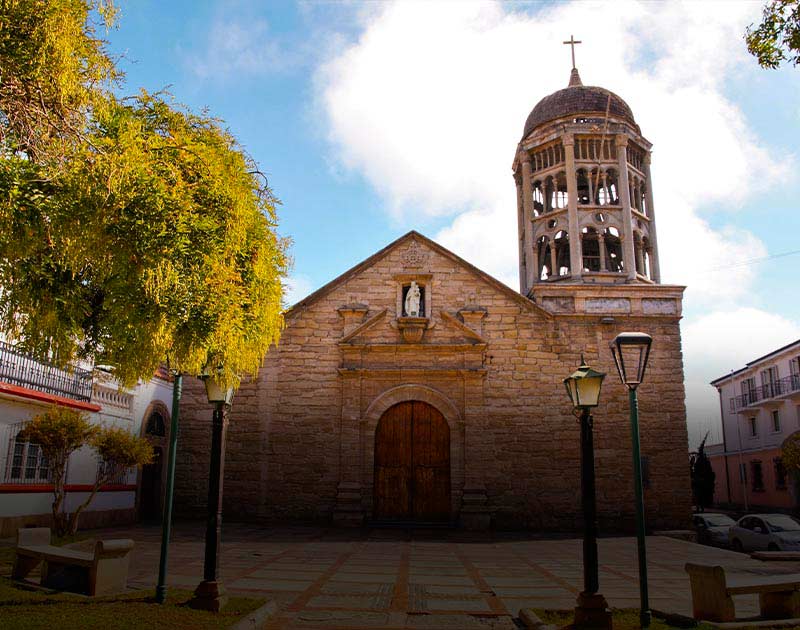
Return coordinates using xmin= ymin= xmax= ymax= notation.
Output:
xmin=155 ymin=370 xmax=182 ymax=604
xmin=564 ymin=356 xmax=612 ymax=630
xmin=610 ymin=332 xmax=653 ymax=629
xmin=189 ymin=371 xmax=234 ymax=612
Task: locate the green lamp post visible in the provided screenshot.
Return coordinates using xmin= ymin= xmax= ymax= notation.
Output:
xmin=155 ymin=370 xmax=182 ymax=604
xmin=610 ymin=332 xmax=653 ymax=629
xmin=189 ymin=368 xmax=235 ymax=612
xmin=564 ymin=356 xmax=612 ymax=630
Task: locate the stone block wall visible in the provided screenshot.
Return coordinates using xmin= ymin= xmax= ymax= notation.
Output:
xmin=174 ymin=234 xmax=691 ymax=531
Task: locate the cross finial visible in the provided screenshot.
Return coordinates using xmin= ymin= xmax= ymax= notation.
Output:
xmin=563 ymin=35 xmax=582 ymax=70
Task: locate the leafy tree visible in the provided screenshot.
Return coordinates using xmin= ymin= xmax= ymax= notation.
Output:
xmin=746 ymin=0 xmax=800 ymax=68
xmin=70 ymin=426 xmax=153 ymax=534
xmin=18 ymin=405 xmax=153 ymax=535
xmin=690 ymin=433 xmax=716 ymax=512
xmin=0 ymin=2 xmax=288 ymax=387
xmin=782 ymin=432 xmax=800 ymax=470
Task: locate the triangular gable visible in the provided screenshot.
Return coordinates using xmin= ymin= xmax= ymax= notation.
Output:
xmin=286 ymin=231 xmax=551 ymax=320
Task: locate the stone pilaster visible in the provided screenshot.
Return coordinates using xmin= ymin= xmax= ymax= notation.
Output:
xmin=643 ymin=153 xmax=661 ymax=283
xmin=564 ymin=134 xmax=581 ymax=279
xmin=516 ymin=177 xmax=525 ymax=293
xmin=333 ymin=371 xmax=364 ymax=526
xmin=520 ymin=152 xmax=535 ymax=292
xmin=616 ymin=135 xmax=637 ymax=281
xmin=460 ymin=370 xmax=491 ymax=530
xmin=338 ymin=303 xmax=369 ymax=336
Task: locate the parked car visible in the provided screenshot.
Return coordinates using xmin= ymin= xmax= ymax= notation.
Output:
xmin=692 ymin=512 xmax=735 ymax=546
xmin=728 ymin=514 xmax=800 ymax=552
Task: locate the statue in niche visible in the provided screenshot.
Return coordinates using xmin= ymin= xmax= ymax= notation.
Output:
xmin=404 ymin=281 xmax=421 ymax=317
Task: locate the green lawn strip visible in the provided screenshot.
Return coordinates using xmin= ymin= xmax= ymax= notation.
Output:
xmin=534 ymin=609 xmax=719 ymax=629
xmin=0 ymin=577 xmax=265 ymax=630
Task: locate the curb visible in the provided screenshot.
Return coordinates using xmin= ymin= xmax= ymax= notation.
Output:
xmin=518 ymin=608 xmax=557 ymax=630
xmin=228 ymin=600 xmax=279 ymax=630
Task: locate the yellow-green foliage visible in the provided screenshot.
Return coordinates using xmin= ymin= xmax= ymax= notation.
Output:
xmin=92 ymin=426 xmax=153 ymax=471
xmin=17 ymin=406 xmax=97 ymax=466
xmin=0 ymin=0 xmax=118 ymax=157
xmin=782 ymin=432 xmax=800 ymax=471
xmin=746 ymin=0 xmax=800 ymax=69
xmin=0 ymin=3 xmax=288 ymax=388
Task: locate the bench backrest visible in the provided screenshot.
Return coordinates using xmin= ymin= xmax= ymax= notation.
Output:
xmin=685 ymin=562 xmax=735 ymax=622
xmin=17 ymin=527 xmax=51 ymax=547
xmin=93 ymin=539 xmax=135 ymax=560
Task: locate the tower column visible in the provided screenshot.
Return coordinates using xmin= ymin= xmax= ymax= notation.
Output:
xmin=564 ymin=134 xmax=581 ymax=279
xmin=598 ymin=232 xmax=608 ymax=272
xmin=516 ymin=177 xmax=525 ymax=292
xmin=616 ymin=134 xmax=637 ymax=281
xmin=643 ymin=153 xmax=661 ymax=283
xmin=520 ymin=152 xmax=536 ymax=292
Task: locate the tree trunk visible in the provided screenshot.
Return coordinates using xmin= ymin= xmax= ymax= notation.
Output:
xmin=51 ymin=458 xmax=68 ymax=537
xmin=67 ymin=471 xmax=111 ymax=535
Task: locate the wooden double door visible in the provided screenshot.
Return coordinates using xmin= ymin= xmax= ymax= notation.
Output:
xmin=373 ymin=401 xmax=451 ymax=523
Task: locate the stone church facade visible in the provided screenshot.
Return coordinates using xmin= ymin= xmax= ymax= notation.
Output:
xmin=174 ymin=68 xmax=691 ymax=531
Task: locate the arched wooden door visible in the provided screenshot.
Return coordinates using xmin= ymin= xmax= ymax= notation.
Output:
xmin=374 ymin=401 xmax=451 ymax=523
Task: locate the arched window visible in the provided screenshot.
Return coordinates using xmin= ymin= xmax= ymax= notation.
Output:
xmin=605 ymin=169 xmax=619 ymax=205
xmin=145 ymin=411 xmax=166 ymax=437
xmin=581 ymin=227 xmax=601 ymax=272
xmin=576 ymin=169 xmax=591 ymax=205
xmin=604 ymin=227 xmax=624 ymax=272
xmin=640 ymin=182 xmax=648 ymax=215
xmin=537 ymin=236 xmax=551 ymax=280
xmin=554 ymin=231 xmax=570 ymax=275
xmin=532 ymin=181 xmax=544 ymax=217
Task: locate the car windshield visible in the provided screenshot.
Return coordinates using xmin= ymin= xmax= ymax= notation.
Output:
xmin=704 ymin=515 xmax=735 ymax=527
xmin=765 ymin=516 xmax=800 ymax=532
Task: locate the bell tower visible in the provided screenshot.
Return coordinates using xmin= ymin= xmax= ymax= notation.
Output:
xmin=513 ymin=54 xmax=661 ymax=296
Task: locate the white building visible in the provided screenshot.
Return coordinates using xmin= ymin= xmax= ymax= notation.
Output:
xmin=707 ymin=339 xmax=800 ymax=510
xmin=0 ymin=340 xmax=173 ymax=536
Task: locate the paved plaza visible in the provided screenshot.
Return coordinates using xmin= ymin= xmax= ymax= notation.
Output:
xmin=5 ymin=522 xmax=800 ymax=628
xmin=49 ymin=522 xmax=795 ymax=629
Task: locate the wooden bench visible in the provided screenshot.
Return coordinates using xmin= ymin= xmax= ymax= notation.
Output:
xmin=12 ymin=527 xmax=134 ymax=596
xmin=685 ymin=563 xmax=800 ymax=622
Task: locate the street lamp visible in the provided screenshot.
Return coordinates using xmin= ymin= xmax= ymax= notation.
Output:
xmin=189 ymin=368 xmax=234 ymax=612
xmin=563 ymin=356 xmax=611 ymax=630
xmin=609 ymin=332 xmax=653 ymax=629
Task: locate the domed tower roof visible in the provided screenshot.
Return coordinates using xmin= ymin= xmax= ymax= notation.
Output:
xmin=521 ymin=68 xmax=638 ymax=138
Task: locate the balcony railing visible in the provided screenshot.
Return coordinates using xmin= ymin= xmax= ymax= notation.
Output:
xmin=0 ymin=340 xmax=93 ymax=402
xmin=730 ymin=374 xmax=800 ymax=412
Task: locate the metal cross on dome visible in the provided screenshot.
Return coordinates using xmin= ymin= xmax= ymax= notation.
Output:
xmin=563 ymin=35 xmax=582 ymax=69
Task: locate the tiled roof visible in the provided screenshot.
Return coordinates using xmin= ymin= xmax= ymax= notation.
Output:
xmin=522 ymin=71 xmax=636 ymax=138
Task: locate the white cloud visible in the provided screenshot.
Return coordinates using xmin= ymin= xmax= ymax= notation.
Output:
xmin=284 ymin=274 xmax=314 ymax=308
xmin=186 ymin=17 xmax=294 ymax=79
xmin=315 ymin=0 xmax=797 ymax=433
xmin=682 ymin=309 xmax=800 ymax=447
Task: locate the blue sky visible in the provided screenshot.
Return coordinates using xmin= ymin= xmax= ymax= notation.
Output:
xmin=105 ymin=1 xmax=800 ymax=445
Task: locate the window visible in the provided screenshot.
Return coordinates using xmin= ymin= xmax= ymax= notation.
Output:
xmin=145 ymin=412 xmax=166 ymax=437
xmin=775 ymin=458 xmax=787 ymax=490
xmin=772 ymin=410 xmax=781 ymax=433
xmin=96 ymin=459 xmax=129 ymax=485
xmin=761 ymin=366 xmax=779 ymax=398
xmin=742 ymin=377 xmax=757 ymax=405
xmin=749 ymin=417 xmax=758 ymax=437
xmin=751 ymin=461 xmax=764 ymax=491
xmin=5 ymin=433 xmax=50 ymax=483
xmin=739 ymin=462 xmax=748 ymax=485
